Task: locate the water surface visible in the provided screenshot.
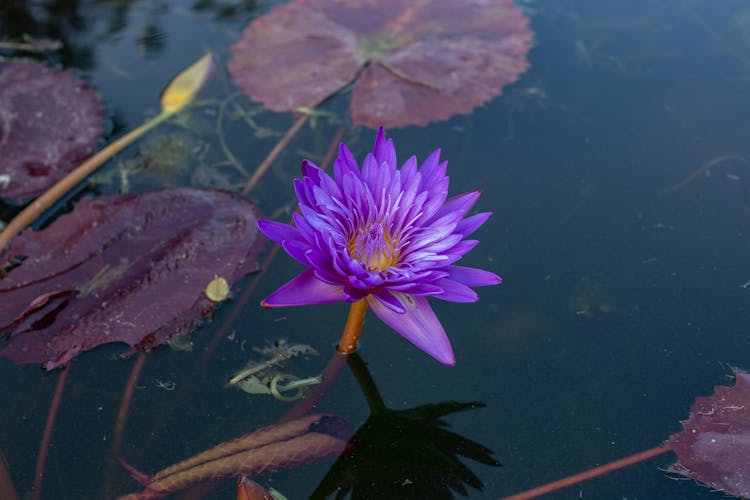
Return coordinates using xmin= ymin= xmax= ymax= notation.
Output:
xmin=1 ymin=1 xmax=749 ymax=498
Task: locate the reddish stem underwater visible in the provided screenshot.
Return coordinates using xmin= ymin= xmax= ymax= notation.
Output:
xmin=241 ymin=115 xmax=309 ymax=195
xmin=32 ymin=366 xmax=70 ymax=500
xmin=104 ymin=353 xmax=147 ymax=498
xmin=0 ymin=449 xmax=18 ymax=500
xmin=500 ymin=443 xmax=672 ymax=500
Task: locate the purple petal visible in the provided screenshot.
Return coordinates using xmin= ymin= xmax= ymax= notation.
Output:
xmin=312 ymin=184 xmax=337 ymax=212
xmin=373 ymin=127 xmax=397 ymax=168
xmin=386 ymin=282 xmax=445 ymax=296
xmin=442 ymin=239 xmax=480 ymax=265
xmin=366 ymin=292 xmax=455 ymax=366
xmin=281 ymin=240 xmax=314 ymax=265
xmin=430 ymin=191 xmax=481 ymax=223
xmin=432 ymin=278 xmax=479 ymax=302
xmin=302 ymin=246 xmax=331 ymax=269
xmin=393 ymin=188 xmax=426 ymax=232
xmin=313 ymin=267 xmax=343 ymax=285
xmin=361 ymin=153 xmax=382 ymax=193
xmin=446 ymin=265 xmax=502 ymax=287
xmin=420 ymin=157 xmax=447 ymax=196
xmin=418 ymin=149 xmax=443 ymax=186
xmin=420 ymin=179 xmax=449 ymax=221
xmin=456 ymin=212 xmax=491 ymax=237
xmin=261 ymin=269 xmax=346 ymax=307
xmin=423 ymin=211 xmax=461 ymax=237
xmin=404 ymin=233 xmax=463 ymax=256
xmin=291 ymin=212 xmax=317 ymax=240
xmin=371 ymin=289 xmax=406 ymax=313
xmin=402 ymin=250 xmax=450 ymax=265
xmin=301 ymin=159 xmax=324 ymax=182
xmin=341 ymin=286 xmax=368 ymax=302
xmin=347 ymin=274 xmax=369 ymax=290
xmin=333 ymin=143 xmax=360 ymax=186
xmin=400 ymin=154 xmax=418 ymax=179
xmin=293 ymin=178 xmax=313 ymax=210
xmin=257 ymin=219 xmax=302 ymax=245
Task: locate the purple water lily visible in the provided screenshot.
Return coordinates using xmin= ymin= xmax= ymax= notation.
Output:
xmin=258 ymin=129 xmax=501 ymax=365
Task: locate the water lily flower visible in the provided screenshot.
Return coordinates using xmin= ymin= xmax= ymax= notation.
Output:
xmin=258 ymin=128 xmax=501 ymax=365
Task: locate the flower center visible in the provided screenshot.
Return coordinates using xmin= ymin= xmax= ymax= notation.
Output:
xmin=347 ymin=223 xmax=399 ymax=272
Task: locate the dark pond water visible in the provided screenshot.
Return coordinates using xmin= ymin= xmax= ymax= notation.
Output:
xmin=2 ymin=0 xmax=750 ymax=499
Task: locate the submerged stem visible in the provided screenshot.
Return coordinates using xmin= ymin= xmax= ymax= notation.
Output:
xmin=501 ymin=443 xmax=672 ymax=500
xmin=241 ymin=114 xmax=308 ymax=195
xmin=337 ymin=300 xmax=368 ymax=354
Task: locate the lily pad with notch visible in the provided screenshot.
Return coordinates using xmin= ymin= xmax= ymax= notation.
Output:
xmin=228 ymin=0 xmax=533 ymax=128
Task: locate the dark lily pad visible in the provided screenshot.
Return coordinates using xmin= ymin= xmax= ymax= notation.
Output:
xmin=0 ymin=59 xmax=105 ymax=204
xmin=0 ymin=189 xmax=264 ymax=370
xmin=668 ymin=370 xmax=750 ymax=498
xmin=228 ymin=0 xmax=532 ymax=128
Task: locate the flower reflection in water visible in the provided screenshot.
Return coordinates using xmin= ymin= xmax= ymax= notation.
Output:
xmin=312 ymin=353 xmax=500 ymax=499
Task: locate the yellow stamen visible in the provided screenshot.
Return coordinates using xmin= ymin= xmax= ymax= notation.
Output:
xmin=347 ymin=223 xmax=399 ymax=272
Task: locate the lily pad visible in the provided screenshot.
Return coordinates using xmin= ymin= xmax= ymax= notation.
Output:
xmin=668 ymin=370 xmax=750 ymax=498
xmin=228 ymin=0 xmax=532 ymax=128
xmin=0 ymin=59 xmax=105 ymax=204
xmin=0 ymin=189 xmax=263 ymax=370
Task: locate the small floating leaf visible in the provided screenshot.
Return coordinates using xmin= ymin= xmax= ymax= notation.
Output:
xmin=205 ymin=275 xmax=230 ymax=302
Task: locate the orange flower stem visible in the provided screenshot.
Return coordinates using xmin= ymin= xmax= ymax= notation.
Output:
xmin=337 ymin=300 xmax=368 ymax=354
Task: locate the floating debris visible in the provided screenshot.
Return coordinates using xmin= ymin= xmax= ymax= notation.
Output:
xmin=227 ymin=339 xmax=319 ymax=402
xmin=0 ymin=36 xmax=62 ymax=53
xmin=235 ymin=373 xmax=321 ymax=402
xmin=166 ymin=330 xmax=194 ymax=352
xmin=205 ymin=275 xmax=230 ymax=302
xmin=154 ymin=379 xmax=176 ymax=391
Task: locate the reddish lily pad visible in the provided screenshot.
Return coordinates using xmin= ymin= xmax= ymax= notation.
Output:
xmin=228 ymin=0 xmax=532 ymax=128
xmin=0 ymin=59 xmax=105 ymax=204
xmin=0 ymin=189 xmax=264 ymax=370
xmin=668 ymin=370 xmax=750 ymax=498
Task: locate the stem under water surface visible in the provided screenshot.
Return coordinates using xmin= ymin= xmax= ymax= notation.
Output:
xmin=241 ymin=114 xmax=308 ymax=195
xmin=500 ymin=443 xmax=672 ymax=500
xmin=337 ymin=300 xmax=368 ymax=354
xmin=32 ymin=366 xmax=70 ymax=500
